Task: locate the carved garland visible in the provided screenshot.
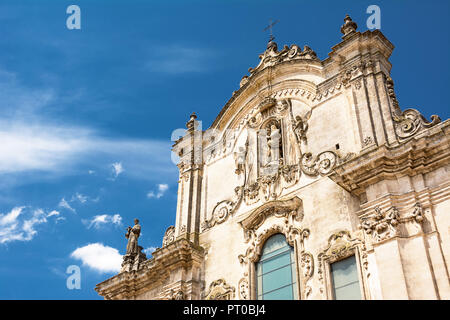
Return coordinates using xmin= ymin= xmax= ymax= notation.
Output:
xmin=360 ymin=203 xmax=426 ymax=245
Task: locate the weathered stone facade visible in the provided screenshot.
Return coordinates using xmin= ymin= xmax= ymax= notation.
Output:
xmin=95 ymin=15 xmax=450 ymax=300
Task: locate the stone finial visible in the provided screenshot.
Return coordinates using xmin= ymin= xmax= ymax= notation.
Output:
xmin=186 ymin=112 xmax=198 ymax=130
xmin=340 ymin=14 xmax=358 ymax=36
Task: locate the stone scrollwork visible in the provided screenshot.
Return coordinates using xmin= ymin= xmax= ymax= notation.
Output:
xmin=203 ymin=200 xmax=235 ymax=230
xmin=162 ymin=225 xmax=175 ymax=247
xmin=300 ymin=151 xmax=337 ymax=176
xmin=202 ymin=187 xmax=244 ymax=232
xmin=204 ymin=279 xmax=235 ymax=300
xmin=392 ymin=108 xmax=441 ymax=142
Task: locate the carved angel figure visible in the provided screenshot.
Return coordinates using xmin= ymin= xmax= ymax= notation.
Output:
xmin=292 ymin=110 xmax=312 ymax=144
xmin=233 ymin=145 xmax=247 ymax=175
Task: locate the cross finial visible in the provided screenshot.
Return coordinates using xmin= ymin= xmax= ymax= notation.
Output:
xmin=263 ymin=19 xmax=279 ymax=43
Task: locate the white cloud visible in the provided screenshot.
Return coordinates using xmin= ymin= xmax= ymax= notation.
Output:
xmin=0 ymin=66 xmax=177 ymax=188
xmin=147 ymin=183 xmax=169 ymax=199
xmin=143 ymin=246 xmax=157 ymax=256
xmin=0 ymin=120 xmax=175 ymax=183
xmin=47 ymin=210 xmax=60 ymax=217
xmin=70 ymin=243 xmax=122 ymax=273
xmin=82 ymin=214 xmax=122 ymax=229
xmin=58 ymin=198 xmax=76 ymax=213
xmin=0 ymin=207 xmax=59 ymax=244
xmin=111 ymin=162 xmax=124 ymax=179
xmin=71 ymin=192 xmax=88 ymax=204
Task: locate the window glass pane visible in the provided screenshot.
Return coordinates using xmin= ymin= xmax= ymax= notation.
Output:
xmin=331 ymin=255 xmax=361 ymax=300
xmin=334 ymin=282 xmax=361 ymax=300
xmin=263 ymin=285 xmax=293 ymax=300
xmin=261 ymin=251 xmax=291 ymax=274
xmin=260 ymin=265 xmax=292 ymax=293
xmin=260 ymin=234 xmax=287 ymax=256
xmin=261 ymin=245 xmax=290 ymax=261
xmin=256 ymin=233 xmax=296 ymax=300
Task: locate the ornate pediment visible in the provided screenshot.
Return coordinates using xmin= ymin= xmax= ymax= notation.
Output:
xmin=243 ymin=42 xmax=319 ymax=84
xmin=239 ymin=196 xmax=303 ymax=233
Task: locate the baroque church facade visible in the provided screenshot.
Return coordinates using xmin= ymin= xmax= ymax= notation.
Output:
xmin=95 ymin=15 xmax=450 ymax=300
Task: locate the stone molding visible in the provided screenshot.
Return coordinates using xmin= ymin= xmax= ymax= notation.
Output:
xmin=329 ymin=120 xmax=450 ymax=196
xmin=95 ymin=239 xmax=205 ymax=300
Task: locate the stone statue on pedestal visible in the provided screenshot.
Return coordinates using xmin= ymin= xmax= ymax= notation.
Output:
xmin=121 ymin=218 xmax=147 ymax=272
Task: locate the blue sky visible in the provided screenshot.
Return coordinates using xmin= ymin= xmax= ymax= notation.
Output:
xmin=0 ymin=0 xmax=448 ymax=299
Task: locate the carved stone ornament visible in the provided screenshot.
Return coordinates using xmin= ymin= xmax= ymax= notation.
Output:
xmin=204 ymin=279 xmax=235 ymax=300
xmin=300 ymin=252 xmax=314 ymax=299
xmin=300 ymin=151 xmax=337 ymax=176
xmin=360 ymin=206 xmax=400 ymax=243
xmin=360 ymin=203 xmax=427 ymax=245
xmin=292 ymin=111 xmax=312 ymax=144
xmin=162 ymin=225 xmax=175 ymax=247
xmin=238 ymin=277 xmax=249 ymax=300
xmin=247 ymin=42 xmax=319 ymax=77
xmin=317 ymin=230 xmax=368 ymax=296
xmin=386 ymin=76 xmax=399 ymax=109
xmin=202 ymin=200 xmax=235 ymax=231
xmin=168 ymin=289 xmax=185 ymax=300
xmin=239 ymin=222 xmax=309 ymax=265
xmin=392 ymin=108 xmax=441 ymax=141
xmin=340 ymin=14 xmax=358 ymax=36
xmin=240 ymin=196 xmax=304 ymax=242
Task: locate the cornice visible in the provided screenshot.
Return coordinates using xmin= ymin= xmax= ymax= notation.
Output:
xmin=95 ymin=239 xmax=205 ymax=300
xmin=329 ymin=120 xmax=450 ymax=195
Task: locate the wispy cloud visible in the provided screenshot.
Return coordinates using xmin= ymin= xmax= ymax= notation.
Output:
xmin=82 ymin=214 xmax=122 ymax=229
xmin=0 ymin=65 xmax=176 ymax=188
xmin=70 ymin=192 xmax=88 ymax=204
xmin=111 ymin=162 xmax=124 ymax=179
xmin=146 ymin=45 xmax=215 ymax=74
xmin=143 ymin=246 xmax=157 ymax=256
xmin=70 ymin=243 xmax=122 ymax=273
xmin=58 ymin=198 xmax=76 ymax=214
xmin=147 ymin=183 xmax=169 ymax=199
xmin=0 ymin=206 xmax=61 ymax=244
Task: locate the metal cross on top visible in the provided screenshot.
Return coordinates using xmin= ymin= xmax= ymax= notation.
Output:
xmin=263 ymin=19 xmax=279 ymax=42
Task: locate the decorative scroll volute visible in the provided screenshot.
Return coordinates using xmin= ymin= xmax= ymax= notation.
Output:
xmin=392 ymin=108 xmax=441 ymax=141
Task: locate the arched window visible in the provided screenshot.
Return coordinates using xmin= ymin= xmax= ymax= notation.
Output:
xmin=256 ymin=233 xmax=298 ymax=300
